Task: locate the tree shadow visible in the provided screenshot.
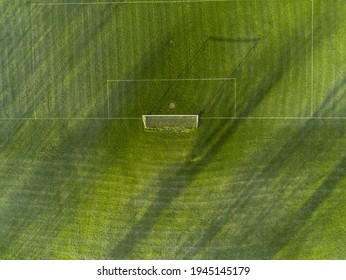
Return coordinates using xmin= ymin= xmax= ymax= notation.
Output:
xmin=0 ymin=11 xmax=192 ymax=258
xmin=1 ymin=0 xmax=344 ymax=260
xmin=179 ymin=77 xmax=346 ymax=259
xmin=108 ymin=16 xmax=317 ymax=259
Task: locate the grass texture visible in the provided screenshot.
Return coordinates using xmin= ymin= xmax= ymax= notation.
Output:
xmin=0 ymin=0 xmax=345 ymax=259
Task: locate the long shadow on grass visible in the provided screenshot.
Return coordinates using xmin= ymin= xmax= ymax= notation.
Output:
xmin=31 ymin=2 xmax=128 ymax=117
xmin=204 ymin=153 xmax=345 ymax=260
xmin=108 ymin=20 xmax=316 ymax=259
xmin=316 ymin=77 xmax=346 ymax=116
xmin=266 ymin=154 xmax=345 ymax=258
xmin=0 ymin=19 xmax=191 ymax=258
xmin=179 ymin=77 xmax=346 ymax=259
xmin=149 ymin=37 xmax=260 ymax=115
xmin=1 ymin=1 xmax=342 ymax=259
xmin=0 ymin=121 xmax=107 ymax=259
xmin=110 ymin=9 xmax=346 ymax=258
xmin=0 ymin=1 xmax=138 ymax=259
xmin=0 ymin=2 xmax=35 ymax=118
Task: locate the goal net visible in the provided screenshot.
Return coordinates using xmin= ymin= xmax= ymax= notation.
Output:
xmin=142 ymin=115 xmax=199 ymax=131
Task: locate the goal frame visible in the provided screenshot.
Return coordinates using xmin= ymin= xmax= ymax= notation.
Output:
xmin=142 ymin=114 xmax=199 ymax=131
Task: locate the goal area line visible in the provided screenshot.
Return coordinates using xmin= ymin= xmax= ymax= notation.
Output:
xmin=107 ymin=78 xmax=237 ymax=119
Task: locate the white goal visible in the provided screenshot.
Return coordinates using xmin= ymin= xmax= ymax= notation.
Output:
xmin=142 ymin=115 xmax=199 ymax=131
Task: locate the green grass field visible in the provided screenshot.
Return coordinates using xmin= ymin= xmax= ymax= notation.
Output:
xmin=0 ymin=0 xmax=345 ymax=259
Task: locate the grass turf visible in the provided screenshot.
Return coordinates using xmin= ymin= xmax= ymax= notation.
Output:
xmin=0 ymin=0 xmax=345 ymax=259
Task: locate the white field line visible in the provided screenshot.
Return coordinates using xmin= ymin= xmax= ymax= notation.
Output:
xmin=234 ymin=78 xmax=237 ymax=117
xmin=106 ymin=81 xmax=110 ymax=118
xmin=32 ymin=0 xmax=249 ymax=6
xmin=30 ymin=4 xmax=37 ymax=119
xmin=0 ymin=118 xmax=141 ymax=120
xmin=107 ymin=78 xmax=236 ymax=82
xmin=311 ymin=0 xmax=314 ymax=117
xmin=201 ymin=117 xmax=346 ymax=120
xmin=107 ymin=78 xmax=236 ymax=118
xmin=28 ymin=1 xmax=318 ymax=120
xmin=1 ymin=117 xmax=346 ymax=120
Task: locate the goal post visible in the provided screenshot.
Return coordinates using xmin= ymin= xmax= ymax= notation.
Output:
xmin=142 ymin=115 xmax=199 ymax=131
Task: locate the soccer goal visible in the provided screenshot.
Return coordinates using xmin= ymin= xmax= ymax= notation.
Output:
xmin=142 ymin=115 xmax=199 ymax=132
